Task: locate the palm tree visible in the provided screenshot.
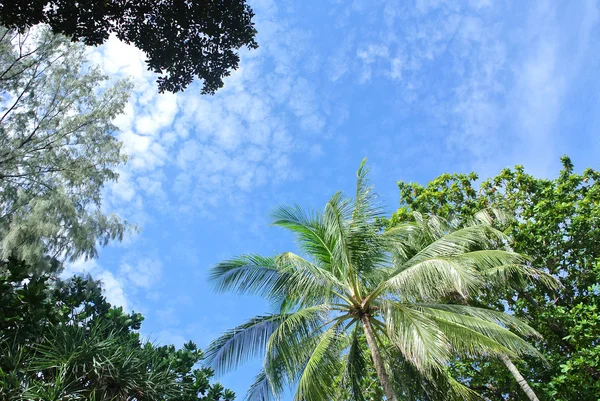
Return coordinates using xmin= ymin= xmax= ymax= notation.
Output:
xmin=207 ymin=160 xmax=550 ymax=401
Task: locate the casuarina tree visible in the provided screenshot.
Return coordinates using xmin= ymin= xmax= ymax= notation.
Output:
xmin=0 ymin=26 xmax=132 ymax=264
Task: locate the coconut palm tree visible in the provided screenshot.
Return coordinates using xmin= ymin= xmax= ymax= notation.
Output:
xmin=206 ymin=160 xmax=551 ymax=401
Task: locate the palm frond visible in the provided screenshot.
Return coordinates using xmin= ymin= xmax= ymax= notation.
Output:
xmin=471 ymin=208 xmax=514 ymax=226
xmin=414 ymin=303 xmax=541 ymax=338
xmin=352 ymin=157 xmax=383 ymax=224
xmin=420 ymin=308 xmax=543 ymax=359
xmin=383 ymin=257 xmax=482 ymax=301
xmin=383 ymin=301 xmax=450 ymax=374
xmin=245 ymin=370 xmax=276 ymax=401
xmin=271 ymin=204 xmax=334 ymax=268
xmin=210 ymin=255 xmax=281 ymax=296
xmin=341 ymin=326 xmax=368 ymax=401
xmin=205 ymin=314 xmax=284 ymax=375
xmin=274 ymin=252 xmax=347 ymax=308
xmin=323 ymin=191 xmax=354 ymax=281
xmin=483 ymin=264 xmax=561 ymax=291
xmin=294 ymin=322 xmax=344 ymax=401
xmin=263 ymin=305 xmax=334 ymax=394
xmin=455 ymin=249 xmax=530 ymax=271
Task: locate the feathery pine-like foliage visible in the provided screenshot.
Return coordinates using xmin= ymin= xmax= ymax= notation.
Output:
xmin=0 ymin=26 xmax=132 ymax=264
xmin=207 ymin=160 xmax=551 ymax=401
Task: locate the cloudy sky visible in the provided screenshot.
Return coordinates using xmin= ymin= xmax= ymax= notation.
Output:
xmin=66 ymin=0 xmax=600 ymax=398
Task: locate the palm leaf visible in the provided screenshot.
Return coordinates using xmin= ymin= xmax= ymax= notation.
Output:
xmin=383 ymin=301 xmax=450 ymax=374
xmin=340 ymin=326 xmax=368 ymax=401
xmin=210 ymin=255 xmax=282 ymax=297
xmin=271 ymin=204 xmax=334 ymax=268
xmin=246 ymin=370 xmax=276 ymax=401
xmin=294 ymin=322 xmax=344 ymax=401
xmin=205 ymin=314 xmax=284 ymax=374
xmin=414 ymin=303 xmax=541 ymax=338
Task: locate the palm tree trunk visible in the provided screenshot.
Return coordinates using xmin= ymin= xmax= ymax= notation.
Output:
xmin=361 ymin=316 xmax=399 ymax=401
xmin=499 ymin=354 xmax=540 ymax=401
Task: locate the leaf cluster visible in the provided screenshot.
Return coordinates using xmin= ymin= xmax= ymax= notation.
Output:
xmin=0 ymin=0 xmax=258 ymax=93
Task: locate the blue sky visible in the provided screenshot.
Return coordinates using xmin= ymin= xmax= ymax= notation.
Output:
xmin=65 ymin=0 xmax=600 ymax=398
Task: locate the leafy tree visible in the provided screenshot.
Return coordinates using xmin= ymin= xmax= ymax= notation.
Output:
xmin=0 ymin=26 xmax=132 ymax=264
xmin=387 ymin=156 xmax=600 ymax=401
xmin=0 ymin=22 xmax=230 ymax=401
xmin=206 ymin=161 xmax=550 ymax=401
xmin=0 ymin=256 xmax=234 ymax=401
xmin=0 ymin=0 xmax=258 ymax=94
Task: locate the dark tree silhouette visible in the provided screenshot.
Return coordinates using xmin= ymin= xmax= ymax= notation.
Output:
xmin=0 ymin=0 xmax=258 ymax=94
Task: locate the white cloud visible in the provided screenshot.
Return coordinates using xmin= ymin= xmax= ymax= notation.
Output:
xmin=322 ymin=0 xmax=599 ymax=176
xmin=506 ymin=0 xmax=599 ymax=176
xmin=119 ymin=257 xmax=162 ymax=289
xmin=64 ymin=253 xmax=166 ymax=314
xmin=390 ymin=56 xmax=404 ymax=80
xmin=87 ymin=0 xmax=337 ymax=223
xmin=95 ymin=270 xmax=130 ymax=311
xmin=153 ymin=329 xmax=187 ymax=348
xmin=357 ymin=43 xmax=389 ymax=64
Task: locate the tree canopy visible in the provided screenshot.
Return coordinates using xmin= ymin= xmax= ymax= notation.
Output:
xmin=0 ymin=0 xmax=258 ymax=94
xmin=387 ymin=156 xmax=600 ymax=400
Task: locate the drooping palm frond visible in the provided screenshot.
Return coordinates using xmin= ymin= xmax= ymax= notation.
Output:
xmin=383 ymin=301 xmax=450 ymax=374
xmin=384 ymin=256 xmax=482 ymax=301
xmin=340 ymin=326 xmax=368 ymax=401
xmin=414 ymin=303 xmax=541 ymax=338
xmin=428 ymin=312 xmax=541 ymax=359
xmin=211 ymin=253 xmax=345 ymax=310
xmin=482 ymin=263 xmax=561 ymax=291
xmin=404 ymin=222 xmax=511 ymax=265
xmin=246 ymin=369 xmax=276 ymax=401
xmin=294 ymin=322 xmax=345 ymax=401
xmin=210 ymin=255 xmax=282 ymax=297
xmin=383 ymin=298 xmax=542 ymax=374
xmin=205 ymin=315 xmax=285 ymax=375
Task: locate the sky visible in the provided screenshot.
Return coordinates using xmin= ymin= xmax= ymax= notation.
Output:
xmin=64 ymin=0 xmax=600 ymax=398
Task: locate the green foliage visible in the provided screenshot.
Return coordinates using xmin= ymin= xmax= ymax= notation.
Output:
xmin=0 ymin=256 xmax=234 ymax=401
xmin=0 ymin=26 xmax=132 ymax=264
xmin=388 ymin=156 xmax=600 ymax=400
xmin=0 ymin=0 xmax=258 ymax=94
xmin=207 ymin=160 xmax=547 ymax=401
xmin=0 ymin=20 xmax=232 ymax=401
